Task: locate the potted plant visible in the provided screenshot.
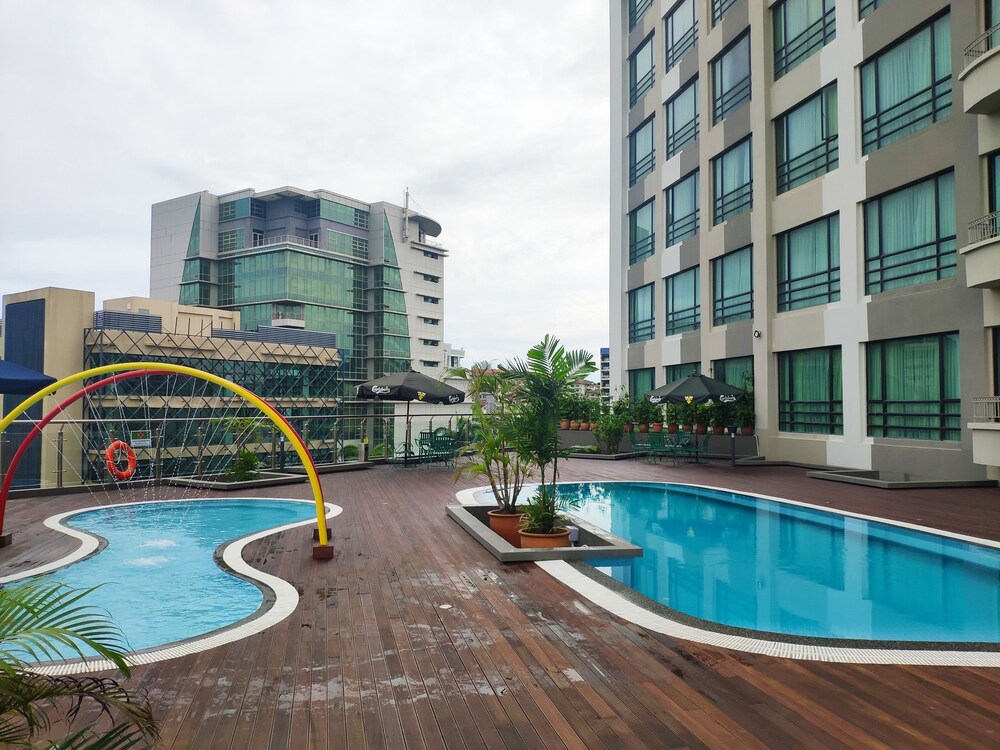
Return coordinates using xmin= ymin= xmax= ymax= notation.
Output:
xmin=663 ymin=403 xmax=679 ymax=434
xmin=734 ymin=397 xmax=755 ymax=435
xmin=632 ymin=398 xmax=660 ymax=433
xmin=610 ymin=390 xmax=634 ymax=431
xmin=694 ymin=401 xmax=710 ymax=435
xmin=593 ymin=412 xmax=626 ymax=454
xmin=679 ymin=396 xmax=695 ymax=432
xmin=452 ymin=364 xmax=533 ymax=546
xmin=502 ymin=335 xmax=596 ymax=547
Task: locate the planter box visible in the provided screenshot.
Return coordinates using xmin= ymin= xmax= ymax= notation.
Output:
xmin=566 ymin=451 xmax=636 ymax=461
xmin=284 ymin=461 xmax=375 ymax=475
xmin=167 ymin=471 xmax=307 ymax=490
xmin=446 ymin=504 xmax=642 ymax=563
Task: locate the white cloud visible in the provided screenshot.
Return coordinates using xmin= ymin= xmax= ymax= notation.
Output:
xmin=0 ymin=0 xmax=610 ymax=364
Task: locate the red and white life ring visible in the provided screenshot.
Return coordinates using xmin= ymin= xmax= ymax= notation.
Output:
xmin=104 ymin=440 xmax=136 ymax=480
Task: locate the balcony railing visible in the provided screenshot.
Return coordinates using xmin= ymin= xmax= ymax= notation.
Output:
xmin=973 ymin=396 xmax=1000 ymax=421
xmin=964 ymin=23 xmax=1000 ymax=67
xmin=968 ymin=211 xmax=1000 ymax=244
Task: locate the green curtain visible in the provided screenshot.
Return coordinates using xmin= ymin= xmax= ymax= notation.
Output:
xmin=775 ymin=0 xmax=829 ymax=52
xmin=631 ymin=37 xmax=653 ymax=89
xmin=668 ymin=0 xmax=695 ymax=48
xmin=667 ymin=265 xmax=699 ymax=332
xmin=779 ymin=214 xmax=839 ymax=310
xmin=714 ymin=246 xmax=752 ymax=322
xmin=715 ymin=138 xmax=751 ymax=218
xmin=714 ymin=35 xmax=749 ymax=112
xmin=669 ymin=171 xmax=699 ymax=240
xmin=629 ymin=368 xmax=655 ymax=400
xmin=630 ymin=200 xmax=655 ymax=261
xmin=629 ymin=284 xmax=654 ymax=342
xmin=668 ymin=79 xmax=698 ymax=150
xmin=779 ymin=347 xmax=841 ymax=434
xmin=715 ymin=356 xmax=753 ymax=388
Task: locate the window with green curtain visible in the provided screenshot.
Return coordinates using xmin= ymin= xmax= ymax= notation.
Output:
xmin=665 ymin=362 xmax=701 ymax=382
xmin=860 ymin=13 xmax=951 ymax=154
xmin=775 ymin=83 xmax=838 ymax=193
xmin=666 ymin=170 xmax=699 ymax=244
xmin=630 ymin=35 xmax=655 ymax=107
xmin=777 ymin=213 xmax=840 ymax=311
xmin=629 ymin=199 xmax=655 ymax=264
xmin=864 ymin=170 xmax=956 ymax=293
xmin=713 ymin=356 xmax=753 ymax=388
xmin=666 ymin=0 xmax=697 ymax=70
xmin=711 ymin=0 xmax=739 ymax=26
xmin=858 ymin=0 xmax=884 ymax=19
xmin=988 ymin=151 xmax=1000 ymax=214
xmin=629 ymin=367 xmax=655 ymax=401
xmin=628 ymin=283 xmax=655 ymax=342
xmin=629 ymin=0 xmax=654 ymax=30
xmin=667 ymin=78 xmax=698 ymax=157
xmin=629 ymin=118 xmax=655 ymax=185
xmin=713 ymin=137 xmax=752 ymax=224
xmin=666 ymin=266 xmax=700 ymax=334
xmin=867 ymin=332 xmax=960 ymax=440
xmin=712 ymin=33 xmax=750 ymax=123
xmin=773 ymin=0 xmax=835 ymax=78
xmin=778 ymin=346 xmax=843 ymax=434
xmin=713 ymin=245 xmax=753 ymax=324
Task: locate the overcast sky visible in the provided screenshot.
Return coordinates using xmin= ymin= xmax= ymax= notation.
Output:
xmin=0 ymin=1 xmax=611 ymax=367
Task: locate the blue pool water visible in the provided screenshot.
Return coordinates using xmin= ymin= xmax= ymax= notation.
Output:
xmin=551 ymin=482 xmax=999 ymax=642
xmin=31 ymin=499 xmax=317 ymax=657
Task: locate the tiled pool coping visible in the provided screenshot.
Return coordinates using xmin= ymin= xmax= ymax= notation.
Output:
xmin=0 ymin=497 xmax=341 ymax=675
xmin=456 ymin=483 xmax=1000 ymax=667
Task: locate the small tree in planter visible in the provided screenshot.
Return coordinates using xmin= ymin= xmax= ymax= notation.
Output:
xmin=593 ymin=413 xmax=626 ymax=454
xmin=663 ymin=403 xmax=679 ymax=433
xmin=632 ymin=398 xmax=662 ymax=432
xmin=224 ymin=448 xmax=261 ymax=482
xmin=610 ymin=390 xmax=634 ymax=431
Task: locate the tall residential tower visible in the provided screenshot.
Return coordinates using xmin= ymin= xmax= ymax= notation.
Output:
xmin=611 ymin=0 xmax=1000 ymax=480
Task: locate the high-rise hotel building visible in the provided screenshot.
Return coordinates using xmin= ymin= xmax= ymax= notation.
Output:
xmin=611 ymin=0 xmax=1000 ymax=480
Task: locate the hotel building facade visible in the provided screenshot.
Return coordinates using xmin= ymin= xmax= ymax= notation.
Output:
xmin=610 ymin=0 xmax=1000 ymax=480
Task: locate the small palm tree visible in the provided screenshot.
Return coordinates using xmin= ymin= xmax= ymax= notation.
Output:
xmin=0 ymin=581 xmax=157 ymax=749
xmin=501 ymin=335 xmax=596 ymax=533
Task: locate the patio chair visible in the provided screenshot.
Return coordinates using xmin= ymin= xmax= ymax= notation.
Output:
xmin=680 ymin=432 xmax=711 ymax=463
xmin=647 ymin=432 xmax=680 ymax=465
xmin=628 ymin=428 xmax=649 ymax=459
xmin=426 ymin=432 xmax=457 ymax=468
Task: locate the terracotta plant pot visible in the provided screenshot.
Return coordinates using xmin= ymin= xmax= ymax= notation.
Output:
xmin=741 ymin=426 xmax=754 ymax=435
xmin=518 ymin=528 xmax=572 ymax=549
xmin=559 ymin=418 xmax=570 ymax=430
xmin=578 ymin=421 xmax=589 ymax=431
xmin=638 ymin=424 xmax=649 ymax=433
xmin=488 ymin=510 xmax=525 ymax=547
xmin=650 ymin=422 xmax=663 ymax=433
xmin=712 ymin=425 xmax=725 ymax=435
xmin=667 ymin=424 xmax=678 ymax=434
xmin=624 ymin=423 xmax=633 ymax=432
xmin=680 ymin=424 xmax=692 ymax=433
xmin=589 ymin=421 xmax=599 ymax=431
xmin=695 ymin=424 xmax=708 ymax=435
xmin=569 ymin=420 xmax=580 ymax=430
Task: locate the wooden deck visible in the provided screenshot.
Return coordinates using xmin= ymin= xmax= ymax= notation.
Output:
xmin=3 ymin=458 xmax=999 ymax=749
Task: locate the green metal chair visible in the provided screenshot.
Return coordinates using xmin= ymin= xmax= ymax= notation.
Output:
xmin=628 ymin=428 xmax=649 ymax=459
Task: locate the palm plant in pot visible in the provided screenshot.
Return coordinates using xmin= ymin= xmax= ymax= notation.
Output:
xmin=452 ymin=363 xmax=533 ymax=546
xmin=502 ymin=335 xmax=596 ymax=548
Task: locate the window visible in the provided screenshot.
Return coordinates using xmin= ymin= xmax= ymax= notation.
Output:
xmin=305 ymin=201 xmax=320 ymax=219
xmin=219 ymin=201 xmax=237 ymax=221
xmin=665 ymin=362 xmax=701 ymax=382
xmin=421 ymin=317 xmax=439 ymax=325
xmin=419 ymin=295 xmax=440 ymax=304
xmin=712 ymin=245 xmax=752 ymax=324
xmin=665 ymin=265 xmax=700 ymax=334
xmin=628 ymin=284 xmax=655 ymax=342
xmin=629 ymin=368 xmax=655 ymax=401
xmin=666 ymin=171 xmax=699 ymax=244
xmin=630 ymin=36 xmax=655 ymax=106
xmin=779 ymin=347 xmax=843 ymax=434
xmin=252 ymin=229 xmax=265 ymax=247
xmin=629 ymin=0 xmax=654 ymax=30
xmin=421 ymin=273 xmax=440 ymax=283
xmin=776 ymin=83 xmax=838 ymax=193
xmin=867 ymin=332 xmax=960 ymax=441
xmin=629 ymin=118 xmax=655 ymax=185
xmin=773 ymin=0 xmax=836 ymax=78
xmin=250 ymin=199 xmax=266 ymax=219
xmin=711 ymin=0 xmax=739 ymax=25
xmin=420 ymin=360 xmax=440 ymax=368
xmin=989 ymin=151 xmax=1000 ymax=214
xmin=666 ymin=78 xmax=698 ymax=157
xmin=713 ymin=138 xmax=752 ymax=224
xmin=665 ymin=0 xmax=697 ymax=70
xmin=777 ymin=213 xmax=840 ymax=311
xmin=713 ymin=356 xmax=753 ymax=388
xmin=864 ymin=171 xmax=956 ymax=293
xmin=421 ymin=339 xmax=440 ymax=346
xmin=218 ymin=228 xmax=244 ymax=252
xmin=309 ymin=232 xmax=319 ymax=245
xmin=629 ymin=199 xmax=655 ymax=264
xmin=423 ymin=250 xmax=440 ymax=259
xmin=712 ymin=33 xmax=750 ymax=123
xmin=860 ymin=14 xmax=951 ymax=154
xmin=858 ymin=0 xmax=884 ymax=19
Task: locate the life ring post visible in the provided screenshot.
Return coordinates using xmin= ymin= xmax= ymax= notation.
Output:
xmin=105 ymin=440 xmax=137 ymax=481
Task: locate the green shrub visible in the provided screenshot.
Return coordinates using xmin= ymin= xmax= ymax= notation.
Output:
xmin=341 ymin=443 xmax=360 ymax=461
xmin=224 ymin=449 xmax=260 ymax=482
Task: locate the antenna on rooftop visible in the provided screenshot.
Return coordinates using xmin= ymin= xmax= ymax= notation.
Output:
xmin=402 ymin=186 xmax=410 ymax=241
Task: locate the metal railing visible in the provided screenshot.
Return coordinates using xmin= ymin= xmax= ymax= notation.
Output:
xmin=973 ymin=396 xmax=1000 ymax=422
xmin=968 ymin=211 xmax=1000 ymax=244
xmin=964 ymin=23 xmax=1000 ymax=66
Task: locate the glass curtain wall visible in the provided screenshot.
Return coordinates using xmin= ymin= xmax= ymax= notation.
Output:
xmin=665 ymin=266 xmax=700 ymax=334
xmin=712 ymin=33 xmax=751 ymax=123
xmin=864 ymin=171 xmax=956 ymax=293
xmin=666 ymin=171 xmax=699 ymax=244
xmin=713 ymin=138 xmax=752 ymax=224
xmin=777 ymin=213 xmax=840 ymax=311
xmin=666 ymin=0 xmax=697 ymax=70
xmin=773 ymin=0 xmax=836 ymax=78
xmin=712 ymin=246 xmax=753 ymax=324
xmin=867 ymin=333 xmax=960 ymax=440
xmin=860 ymin=14 xmax=951 ymax=154
xmin=630 ymin=36 xmax=655 ymax=106
xmin=629 ymin=199 xmax=656 ymax=264
xmin=629 ymin=118 xmax=655 ymax=185
xmin=775 ymin=83 xmax=838 ymax=193
xmin=667 ymin=78 xmax=699 ymax=157
xmin=778 ymin=347 xmax=843 ymax=434
xmin=628 ymin=284 xmax=656 ymax=342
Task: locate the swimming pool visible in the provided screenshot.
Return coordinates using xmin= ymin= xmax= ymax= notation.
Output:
xmin=6 ymin=498 xmax=329 ymax=664
xmin=540 ymin=482 xmax=999 ymax=644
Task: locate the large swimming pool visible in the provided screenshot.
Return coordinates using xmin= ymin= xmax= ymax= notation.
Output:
xmin=21 ymin=498 xmax=319 ymax=659
xmin=551 ymin=482 xmax=999 ymax=643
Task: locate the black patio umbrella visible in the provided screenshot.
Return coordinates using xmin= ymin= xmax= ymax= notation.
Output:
xmin=643 ymin=373 xmax=747 ymax=405
xmin=356 ymin=369 xmax=465 ymax=452
xmin=0 ymin=359 xmax=57 ymax=395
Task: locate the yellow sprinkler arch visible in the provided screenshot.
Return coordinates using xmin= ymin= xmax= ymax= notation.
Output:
xmin=0 ymin=362 xmax=331 ymax=549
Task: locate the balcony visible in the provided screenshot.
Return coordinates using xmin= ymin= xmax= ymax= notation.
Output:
xmin=960 ymin=212 xmax=1000 ymax=288
xmin=969 ymin=397 xmax=1000 ymax=471
xmin=959 ymin=25 xmax=1000 ymax=115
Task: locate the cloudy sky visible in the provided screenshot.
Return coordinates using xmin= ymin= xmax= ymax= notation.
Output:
xmin=0 ymin=1 xmax=611 ymax=366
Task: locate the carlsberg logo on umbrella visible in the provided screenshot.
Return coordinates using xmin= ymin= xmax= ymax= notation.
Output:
xmin=372 ymin=385 xmax=392 ymax=395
